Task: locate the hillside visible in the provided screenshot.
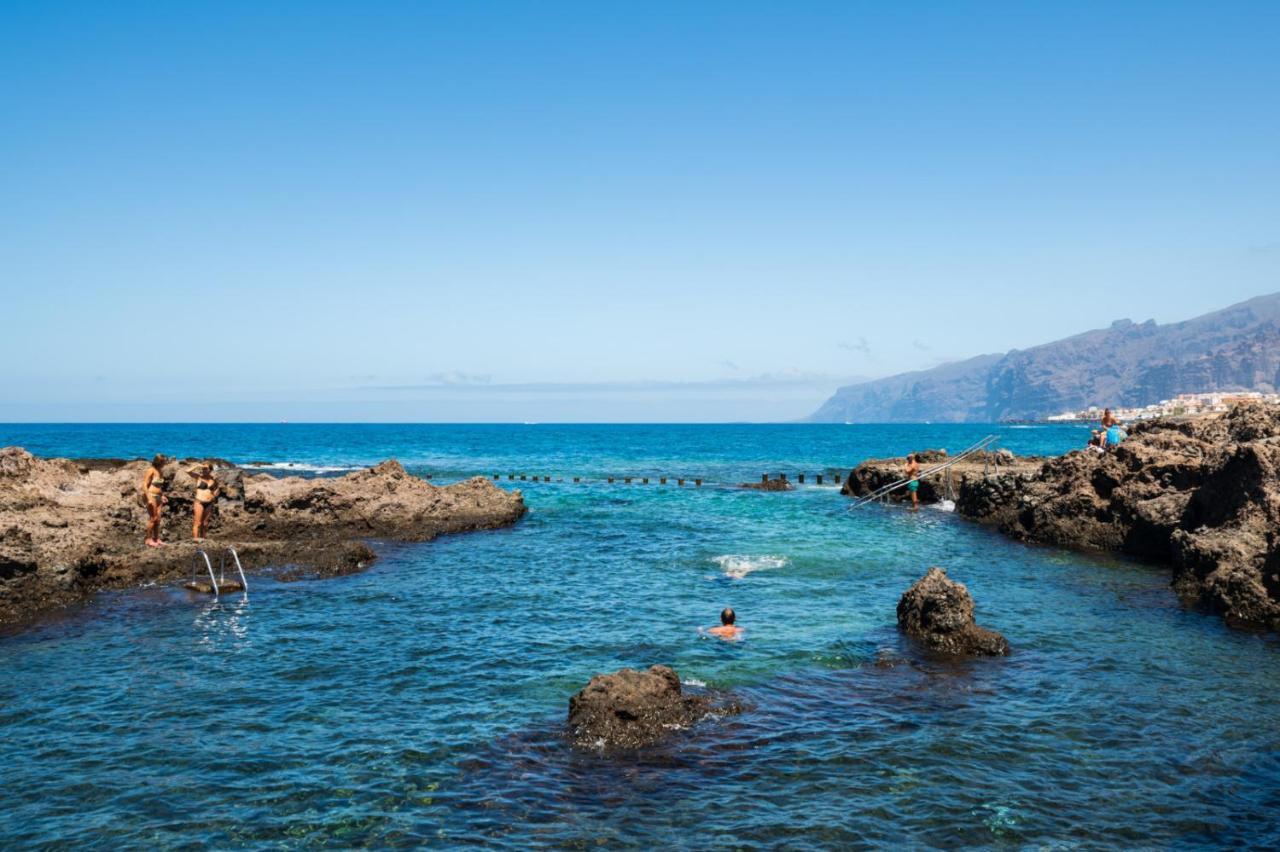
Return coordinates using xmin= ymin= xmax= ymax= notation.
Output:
xmin=810 ymin=293 xmax=1280 ymax=422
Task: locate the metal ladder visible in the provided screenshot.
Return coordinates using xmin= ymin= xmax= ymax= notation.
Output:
xmin=848 ymin=435 xmax=1001 ymax=510
xmin=189 ymin=546 xmax=249 ymax=596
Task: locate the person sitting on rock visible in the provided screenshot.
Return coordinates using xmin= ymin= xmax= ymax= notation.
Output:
xmin=189 ymin=463 xmax=220 ymax=541
xmin=1104 ymin=422 xmax=1128 ymax=450
xmin=904 ymin=454 xmax=921 ymax=510
xmin=706 ymin=607 xmax=743 ymax=640
xmin=142 ymin=454 xmax=168 ymax=548
xmin=1101 ymin=407 xmax=1117 ymax=429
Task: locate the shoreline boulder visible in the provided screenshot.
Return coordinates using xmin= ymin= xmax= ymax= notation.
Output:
xmin=896 ymin=567 xmax=1010 ymax=656
xmin=568 ymin=665 xmax=732 ymax=749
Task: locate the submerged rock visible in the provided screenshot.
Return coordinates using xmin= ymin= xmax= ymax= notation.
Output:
xmin=567 ymin=665 xmax=734 ymax=749
xmin=0 ymin=448 xmax=526 ymax=629
xmin=739 ymin=478 xmax=794 ymax=492
xmin=957 ymin=403 xmax=1280 ymax=632
xmin=896 ymin=567 xmax=1010 ymax=657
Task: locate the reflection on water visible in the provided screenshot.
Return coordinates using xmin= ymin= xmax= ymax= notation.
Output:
xmin=0 ymin=423 xmax=1277 ymax=847
xmin=193 ymin=593 xmax=252 ymax=653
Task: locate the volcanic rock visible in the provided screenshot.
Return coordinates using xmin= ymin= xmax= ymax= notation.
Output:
xmin=896 ymin=567 xmax=1010 ymax=656
xmin=843 ymin=449 xmax=1042 ymax=504
xmin=567 ymin=665 xmax=731 ymax=749
xmin=956 ymin=403 xmax=1280 ymax=631
xmin=0 ymin=448 xmax=526 ymax=629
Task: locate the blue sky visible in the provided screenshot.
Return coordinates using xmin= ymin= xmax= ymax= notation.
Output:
xmin=2 ymin=1 xmax=1278 ymax=421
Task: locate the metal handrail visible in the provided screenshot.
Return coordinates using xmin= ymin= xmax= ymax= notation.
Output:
xmin=192 ymin=549 xmax=218 ymax=596
xmin=220 ymin=546 xmax=248 ymax=591
xmin=848 ymin=435 xmax=1001 ymax=510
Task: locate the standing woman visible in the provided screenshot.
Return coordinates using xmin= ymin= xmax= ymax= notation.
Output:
xmin=142 ymin=454 xmax=168 ymax=547
xmin=190 ymin=463 xmax=220 ymax=541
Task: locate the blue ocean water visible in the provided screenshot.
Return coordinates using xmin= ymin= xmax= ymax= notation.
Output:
xmin=1 ymin=423 xmax=1277 ymax=848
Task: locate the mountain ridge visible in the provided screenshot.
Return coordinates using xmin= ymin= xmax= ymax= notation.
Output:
xmin=809 ymin=292 xmax=1280 ymax=422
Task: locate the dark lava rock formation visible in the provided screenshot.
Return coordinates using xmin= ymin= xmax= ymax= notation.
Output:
xmin=567 ymin=665 xmax=736 ymax=749
xmin=843 ymin=448 xmax=1039 ymax=505
xmin=958 ymin=403 xmax=1280 ymax=631
xmin=0 ymin=448 xmax=526 ymax=629
xmin=896 ymin=567 xmax=1010 ymax=656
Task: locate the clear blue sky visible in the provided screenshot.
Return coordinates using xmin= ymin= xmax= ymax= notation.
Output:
xmin=3 ymin=1 xmax=1277 ymax=421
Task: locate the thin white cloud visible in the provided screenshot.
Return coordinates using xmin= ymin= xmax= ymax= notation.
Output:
xmin=838 ymin=337 xmax=873 ymax=357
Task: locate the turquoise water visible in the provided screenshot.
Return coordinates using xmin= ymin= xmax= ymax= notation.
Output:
xmin=1 ymin=424 xmax=1277 ymax=848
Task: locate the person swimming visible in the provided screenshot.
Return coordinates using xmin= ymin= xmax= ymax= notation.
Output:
xmin=706 ymin=607 xmax=743 ymax=640
xmin=904 ymin=453 xmax=921 ymax=510
xmin=190 ymin=462 xmax=220 ymax=541
xmin=142 ymin=454 xmax=168 ymax=548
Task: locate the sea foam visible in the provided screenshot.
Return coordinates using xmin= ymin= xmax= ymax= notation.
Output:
xmin=712 ymin=554 xmax=788 ymax=579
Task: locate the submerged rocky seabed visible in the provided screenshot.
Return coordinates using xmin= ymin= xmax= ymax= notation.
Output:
xmin=0 ymin=422 xmax=1277 ymax=847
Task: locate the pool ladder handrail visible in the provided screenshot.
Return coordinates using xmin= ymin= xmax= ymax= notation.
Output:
xmin=190 ymin=546 xmax=249 ymax=596
xmin=849 ymin=434 xmax=1001 ymax=510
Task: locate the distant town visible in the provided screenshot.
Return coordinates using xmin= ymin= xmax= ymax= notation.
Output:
xmin=1046 ymin=391 xmax=1280 ymax=423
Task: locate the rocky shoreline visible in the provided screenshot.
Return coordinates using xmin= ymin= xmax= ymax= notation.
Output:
xmin=846 ymin=404 xmax=1280 ymax=633
xmin=0 ymin=448 xmax=526 ymax=630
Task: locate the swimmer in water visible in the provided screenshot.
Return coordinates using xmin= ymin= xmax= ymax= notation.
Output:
xmin=706 ymin=607 xmax=743 ymax=640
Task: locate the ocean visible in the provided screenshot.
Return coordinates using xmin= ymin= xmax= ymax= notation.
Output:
xmin=1 ymin=423 xmax=1277 ymax=848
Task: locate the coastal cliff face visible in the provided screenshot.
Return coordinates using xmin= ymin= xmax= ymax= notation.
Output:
xmin=956 ymin=404 xmax=1280 ymax=631
xmin=0 ymin=449 xmax=526 ymax=628
xmin=812 ymin=292 xmax=1280 ymax=422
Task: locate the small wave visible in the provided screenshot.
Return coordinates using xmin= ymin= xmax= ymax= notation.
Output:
xmin=245 ymin=462 xmax=363 ymax=474
xmin=930 ymin=499 xmax=956 ymax=512
xmin=682 ymin=678 xmax=707 ymax=688
xmin=712 ymin=554 xmax=788 ymax=580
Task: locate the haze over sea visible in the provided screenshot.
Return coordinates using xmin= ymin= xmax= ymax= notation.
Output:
xmin=2 ymin=423 xmax=1278 ymax=848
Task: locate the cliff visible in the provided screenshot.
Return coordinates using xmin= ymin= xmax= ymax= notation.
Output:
xmin=812 ymin=292 xmax=1280 ymax=422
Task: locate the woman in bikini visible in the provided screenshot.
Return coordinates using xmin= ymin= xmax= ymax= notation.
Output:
xmin=190 ymin=463 xmax=220 ymax=541
xmin=142 ymin=454 xmax=168 ymax=547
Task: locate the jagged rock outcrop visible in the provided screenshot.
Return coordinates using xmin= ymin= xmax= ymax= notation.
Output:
xmin=843 ymin=448 xmax=1037 ymax=504
xmin=567 ymin=665 xmax=736 ymax=749
xmin=0 ymin=448 xmax=526 ymax=629
xmin=812 ymin=292 xmax=1280 ymax=422
xmin=958 ymin=403 xmax=1280 ymax=630
xmin=896 ymin=567 xmax=1010 ymax=656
